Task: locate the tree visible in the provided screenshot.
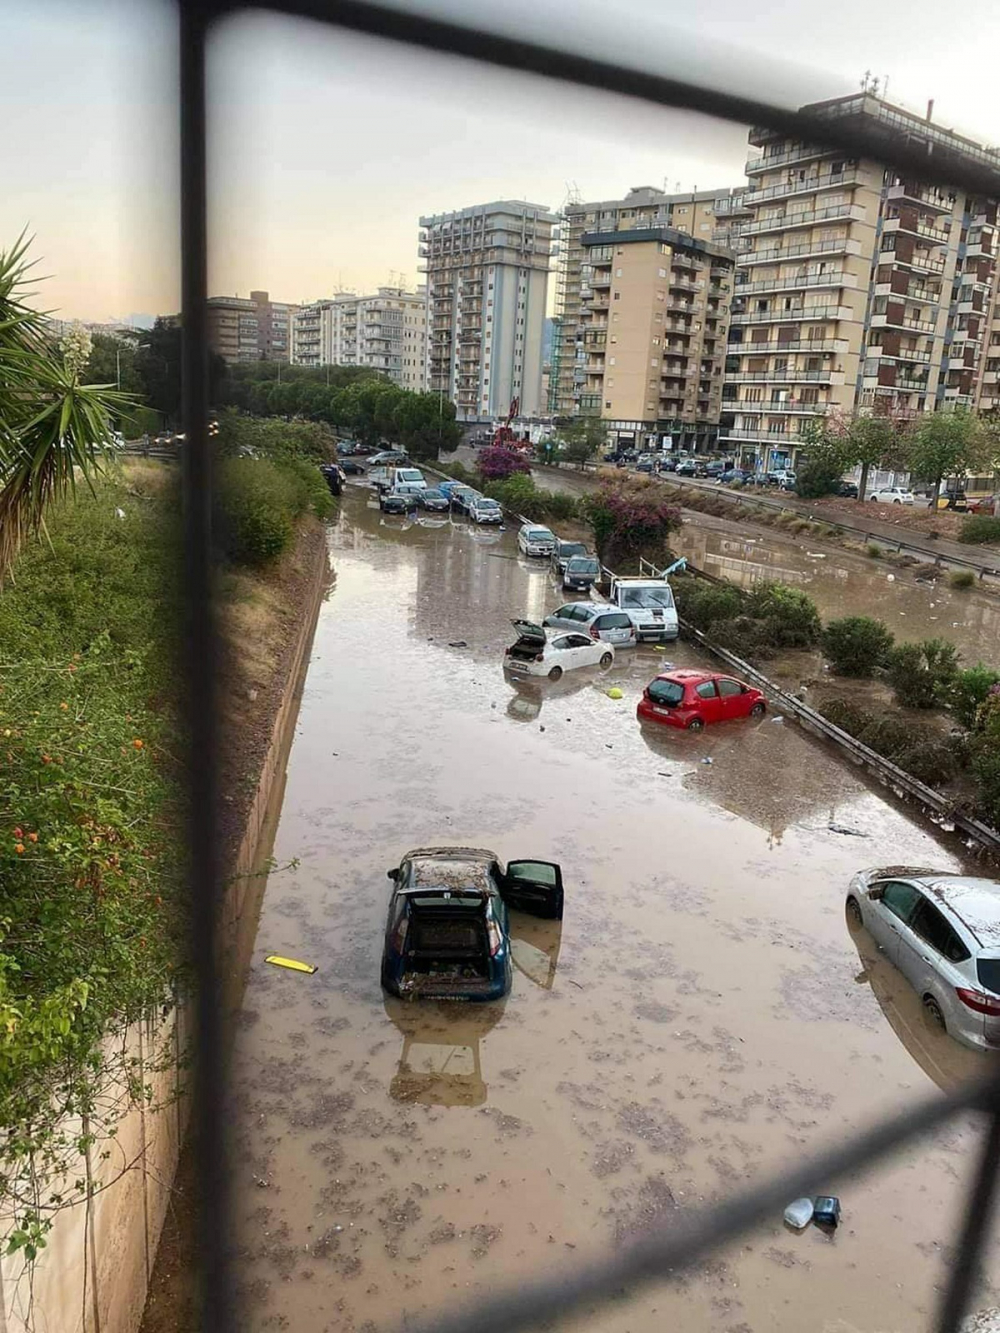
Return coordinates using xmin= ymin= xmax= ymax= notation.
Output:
xmin=907 ymin=408 xmax=993 ymax=508
xmin=579 ymin=474 xmax=682 ymax=568
xmin=477 ymin=442 xmax=532 ymax=482
xmin=559 ymin=415 xmax=606 ymax=468
xmin=836 ymin=411 xmax=910 ymax=502
xmin=0 ymin=233 xmax=125 ymax=580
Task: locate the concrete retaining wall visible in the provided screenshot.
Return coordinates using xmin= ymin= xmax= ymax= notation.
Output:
xmin=0 ymin=532 xmax=330 ymax=1333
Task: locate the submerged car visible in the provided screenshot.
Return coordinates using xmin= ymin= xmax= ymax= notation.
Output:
xmin=636 ymin=669 xmax=766 ymax=731
xmin=543 ymin=602 xmax=636 ymax=646
xmin=504 ymin=619 xmax=614 ymax=680
xmin=381 ymin=847 xmax=565 ymax=1001
xmin=846 ymin=868 xmax=1000 ymax=1051
xmin=319 ymin=462 xmax=344 ymax=496
xmin=469 ymin=495 xmax=504 ymax=524
xmin=562 ymin=554 xmax=601 ymax=592
xmin=517 ymin=523 xmax=556 ymax=557
xmin=379 ymin=489 xmax=413 ymax=514
xmin=550 ymin=539 xmax=590 ymax=575
xmin=417 ymin=487 xmax=451 ymax=512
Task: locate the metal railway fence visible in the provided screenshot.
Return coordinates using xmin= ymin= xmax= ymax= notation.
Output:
xmin=172 ymin=3 xmax=1000 ymax=1331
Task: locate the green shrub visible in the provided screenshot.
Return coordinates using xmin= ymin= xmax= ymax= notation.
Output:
xmin=866 ymin=543 xmax=883 ymax=558
xmin=745 ymin=582 xmax=821 ymax=648
xmin=674 ymin=580 xmax=743 ymax=632
xmin=217 ymin=458 xmax=295 ymax=565
xmin=958 ymin=515 xmax=1000 ymax=545
xmin=822 ymin=616 xmax=895 ymax=677
xmin=711 ymin=615 xmax=778 ymax=661
xmin=948 ymin=569 xmax=976 ymax=589
xmin=545 ymin=490 xmax=580 ymax=521
xmin=953 ymin=665 xmax=1000 ymax=728
xmin=886 ymin=638 xmax=961 ymax=709
xmin=820 ymin=699 xmax=963 ymax=788
xmin=280 ymin=456 xmax=334 ymax=520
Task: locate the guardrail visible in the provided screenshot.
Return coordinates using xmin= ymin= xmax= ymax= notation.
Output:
xmin=679 ymin=618 xmax=1000 ymax=859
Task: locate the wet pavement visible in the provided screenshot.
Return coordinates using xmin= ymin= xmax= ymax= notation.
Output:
xmin=229 ymin=485 xmax=996 ymax=1333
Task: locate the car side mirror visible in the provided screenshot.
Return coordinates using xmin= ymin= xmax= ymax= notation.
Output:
xmin=387 ymin=868 xmax=398 ymax=880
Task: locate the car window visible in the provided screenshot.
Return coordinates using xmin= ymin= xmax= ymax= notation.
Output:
xmin=717 ymin=678 xmax=744 ymax=698
xmin=551 ymin=636 xmax=574 ymax=650
xmin=565 ymin=634 xmax=592 ymax=648
xmin=879 ymin=880 xmax=922 ymax=924
xmin=977 ymin=959 xmax=1000 ymax=993
xmin=648 ymin=678 xmax=684 ymax=706
xmin=909 ymin=899 xmax=970 ymax=962
xmin=695 ymin=681 xmax=718 ymax=700
xmin=597 ymin=613 xmax=631 ymax=629
xmin=553 ymin=604 xmax=578 ymax=621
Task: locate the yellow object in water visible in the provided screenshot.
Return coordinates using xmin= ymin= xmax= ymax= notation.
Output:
xmin=265 ymin=955 xmax=317 ymax=975
xmin=605 ymin=687 xmax=624 ymax=700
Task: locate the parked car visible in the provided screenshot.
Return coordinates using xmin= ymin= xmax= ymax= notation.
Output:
xmin=379 ymin=489 xmax=413 ymax=514
xmin=517 ymin=523 xmax=557 ymax=557
xmin=381 ymin=846 xmax=564 ymax=1000
xmin=969 ymin=495 xmax=998 ymax=515
xmin=719 ymin=468 xmax=747 ymax=485
xmin=469 ymin=495 xmax=504 ymax=524
xmin=635 ymin=457 xmax=655 ymax=473
xmin=870 ymin=486 xmax=916 ymax=505
xmin=449 ymin=485 xmax=480 ymax=514
xmin=338 ymin=456 xmax=365 ymax=475
xmin=937 ymin=489 xmax=969 ymax=512
xmin=846 ymin=868 xmax=1000 ymax=1051
xmin=608 ymin=575 xmax=679 ymax=643
xmin=657 ymin=456 xmax=679 ymax=473
xmin=367 ymin=449 xmax=409 ymax=468
xmin=767 ymin=469 xmax=796 ymax=489
xmin=543 ymin=603 xmax=636 ymax=646
xmin=550 ymin=539 xmax=590 ymax=575
xmin=437 ymin=480 xmax=462 ymax=499
xmin=389 ymin=466 xmax=427 ymax=495
xmin=703 ymin=460 xmax=726 ymax=479
xmin=562 ymin=554 xmax=601 ymax=592
xmin=675 ymin=459 xmax=698 ymax=477
xmin=836 ymin=479 xmax=860 ymax=499
xmin=417 ymin=487 xmax=451 ymax=512
xmin=504 ymin=619 xmax=614 ymax=680
xmin=636 ymin=669 xmax=766 ymax=731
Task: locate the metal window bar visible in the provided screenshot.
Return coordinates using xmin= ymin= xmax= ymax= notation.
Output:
xmin=177 ymin=3 xmax=1000 ymax=1332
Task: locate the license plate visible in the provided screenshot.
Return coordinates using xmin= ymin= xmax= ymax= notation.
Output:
xmin=654 ymin=705 xmax=674 ymax=716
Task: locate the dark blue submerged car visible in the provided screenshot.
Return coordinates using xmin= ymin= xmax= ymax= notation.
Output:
xmin=381 ymin=847 xmax=564 ymax=1001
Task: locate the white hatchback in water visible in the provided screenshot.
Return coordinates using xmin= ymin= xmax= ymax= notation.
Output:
xmin=504 ymin=619 xmax=614 ymax=680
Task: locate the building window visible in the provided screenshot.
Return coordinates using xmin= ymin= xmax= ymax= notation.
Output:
xmin=605 ymin=401 xmax=612 ymax=409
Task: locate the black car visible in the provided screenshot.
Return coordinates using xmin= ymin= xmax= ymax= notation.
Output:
xmin=675 ymin=460 xmax=697 ymax=477
xmin=379 ymin=490 xmax=413 ymax=514
xmin=836 ymin=480 xmax=859 ymax=499
xmin=417 ymin=487 xmax=450 ymax=512
xmin=657 ymin=457 xmax=679 ymax=472
xmin=562 ymin=555 xmax=601 ymax=592
xmin=550 ymin=539 xmax=590 ymax=575
xmin=338 ymin=456 xmax=365 ymax=475
xmin=319 ymin=463 xmax=344 ymax=496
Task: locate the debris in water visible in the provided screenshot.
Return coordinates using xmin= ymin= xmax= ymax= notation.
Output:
xmin=812 ymin=1195 xmax=841 ymax=1229
xmin=783 ymin=1198 xmax=814 ymax=1230
xmin=701 ymin=757 xmax=714 ymax=765
xmin=828 ymin=823 xmax=868 ymax=837
xmin=771 ymin=715 xmax=784 ymax=724
xmin=449 ymin=640 xmax=468 ymax=648
xmin=606 ymin=688 xmax=624 ymax=700
xmin=886 ymin=574 xmax=895 ymax=582
xmin=265 ymin=955 xmax=317 ymax=975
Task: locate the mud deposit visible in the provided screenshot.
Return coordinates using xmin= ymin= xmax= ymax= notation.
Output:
xmin=229 ymin=487 xmax=996 ymax=1332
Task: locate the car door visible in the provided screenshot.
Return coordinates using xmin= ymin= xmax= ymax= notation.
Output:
xmin=562 ymin=632 xmax=600 ymax=668
xmin=547 ymin=604 xmax=579 ymax=632
xmin=899 ymin=895 xmax=972 ymax=1014
xmin=693 ymin=678 xmax=723 ymax=723
xmin=500 ymin=860 xmax=564 ymax=919
xmin=867 ymin=879 xmax=922 ymax=961
xmin=715 ymin=676 xmax=748 ymax=720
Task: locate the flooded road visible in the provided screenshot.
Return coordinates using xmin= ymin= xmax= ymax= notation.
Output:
xmin=525 ymin=461 xmax=1000 ymax=665
xmin=229 ymin=486 xmax=996 ymax=1333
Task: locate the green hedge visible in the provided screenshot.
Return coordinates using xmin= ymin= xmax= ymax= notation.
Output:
xmin=958 ymin=515 xmax=1000 ymax=545
xmin=216 ymin=455 xmax=332 ymax=566
xmin=822 ymin=616 xmax=895 ymax=677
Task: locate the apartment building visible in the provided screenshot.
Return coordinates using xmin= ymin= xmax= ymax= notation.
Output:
xmin=977 ymin=247 xmax=1000 ymax=416
xmin=419 ymin=201 xmax=557 ymax=420
xmin=290 ymin=287 xmax=427 ymax=390
xmin=549 ymin=186 xmax=749 ymax=418
xmin=577 ymin=226 xmax=734 ymax=449
xmin=723 ymin=93 xmax=1000 ymax=470
xmin=207 ymin=289 xmax=300 ymax=364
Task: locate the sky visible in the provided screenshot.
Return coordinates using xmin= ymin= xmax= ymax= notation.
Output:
xmin=3 ymin=0 xmax=1000 ymax=321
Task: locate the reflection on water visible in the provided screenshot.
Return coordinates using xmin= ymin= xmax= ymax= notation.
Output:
xmin=674 ymin=522 xmax=1000 ymax=663
xmin=384 ymin=998 xmax=505 ymax=1107
xmin=510 ymin=912 xmax=562 ymax=990
xmin=847 ymin=911 xmax=989 ymax=1092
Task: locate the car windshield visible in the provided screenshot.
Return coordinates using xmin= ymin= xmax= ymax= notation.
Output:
xmin=557 ymin=542 xmax=587 ymax=558
xmin=567 ymin=557 xmax=600 ymax=576
xmin=396 ymin=469 xmax=422 ymax=481
xmin=528 ymin=528 xmax=553 ymax=541
xmin=648 ymin=679 xmax=685 ymax=706
xmin=620 ymin=586 xmax=675 ymax=609
xmin=477 ymin=499 xmax=500 ymax=510
xmin=422 ymin=489 xmax=444 ymax=500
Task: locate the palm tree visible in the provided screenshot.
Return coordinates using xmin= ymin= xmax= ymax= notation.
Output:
xmin=0 ymin=232 xmax=126 ymax=580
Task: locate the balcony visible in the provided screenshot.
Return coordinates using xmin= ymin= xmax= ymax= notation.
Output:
xmin=727 ymin=368 xmax=845 ymax=385
xmin=882 ymin=216 xmax=950 ymax=245
xmin=874 ymin=282 xmax=940 ymax=306
xmin=869 ymin=312 xmax=936 ymax=333
xmin=742 ymin=237 xmax=863 ymax=267
xmin=669 ymin=275 xmax=704 ymax=291
xmin=887 ymin=183 xmax=954 ymax=214
xmin=895 ymin=252 xmax=947 ymax=276
xmin=744 ymin=167 xmax=860 ymax=205
xmin=735 ymin=399 xmax=831 ymax=415
xmin=740 ymin=202 xmax=867 ymax=236
xmin=719 ymin=427 xmax=816 ymax=444
xmin=728 ymin=337 xmax=848 ymax=354
xmin=665 ymin=299 xmax=697 ymax=315
xmin=731 ymin=304 xmax=854 ymax=325
xmin=736 ymin=270 xmax=856 ymax=296
xmin=744 ymin=142 xmax=833 ymax=174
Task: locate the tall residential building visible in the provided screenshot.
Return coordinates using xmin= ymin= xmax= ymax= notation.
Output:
xmin=723 ymin=93 xmax=1000 ymax=469
xmin=549 ymin=186 xmax=749 ymax=418
xmin=419 ymin=201 xmax=557 ymax=420
xmin=290 ymin=287 xmax=426 ymax=390
xmin=577 ymin=226 xmax=735 ymax=449
xmin=207 ymin=289 xmax=301 ymax=364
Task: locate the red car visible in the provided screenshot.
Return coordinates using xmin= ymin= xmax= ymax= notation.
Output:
xmin=636 ymin=669 xmax=766 ymax=731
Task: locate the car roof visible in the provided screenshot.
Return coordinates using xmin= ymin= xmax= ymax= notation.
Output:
xmin=912 ymin=876 xmax=1000 ymax=946
xmin=402 ymin=847 xmax=499 ymax=894
xmin=656 ymin=669 xmax=717 ymax=684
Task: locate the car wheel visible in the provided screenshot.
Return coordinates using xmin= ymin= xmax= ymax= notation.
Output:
xmin=923 ymin=994 xmax=946 ymax=1031
xmin=548 ymin=665 xmax=563 ymax=681
xmin=600 ymin=652 xmax=613 ymax=668
xmin=750 ymin=702 xmax=766 ymax=719
xmin=845 ymin=895 xmax=863 ymax=929
xmin=687 ymin=717 xmax=705 ymax=732
xmin=893 ymin=499 xmax=902 ymax=505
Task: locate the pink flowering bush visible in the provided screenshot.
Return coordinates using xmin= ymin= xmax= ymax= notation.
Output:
xmin=579 ymin=475 xmax=682 ymax=568
xmin=477 ymin=443 xmax=532 ymax=483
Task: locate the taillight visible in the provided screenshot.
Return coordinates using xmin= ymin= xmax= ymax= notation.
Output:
xmin=590 ymin=626 xmax=600 ymax=640
xmin=487 ymin=919 xmax=503 ymax=957
xmin=390 ymin=917 xmax=409 ymax=954
xmin=956 ymin=987 xmax=1000 ymax=1016
xmin=504 ymin=646 xmax=511 ymax=655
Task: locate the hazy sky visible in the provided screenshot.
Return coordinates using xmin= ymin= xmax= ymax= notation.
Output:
xmin=3 ymin=0 xmax=1000 ymax=320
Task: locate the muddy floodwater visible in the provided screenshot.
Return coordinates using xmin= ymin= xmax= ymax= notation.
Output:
xmin=229 ymin=486 xmax=997 ymax=1333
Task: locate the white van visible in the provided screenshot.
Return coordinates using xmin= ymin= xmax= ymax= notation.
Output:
xmin=389 ymin=467 xmax=427 ymax=495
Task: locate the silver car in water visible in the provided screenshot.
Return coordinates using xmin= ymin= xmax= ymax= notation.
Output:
xmin=846 ymin=867 xmax=1000 ymax=1051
